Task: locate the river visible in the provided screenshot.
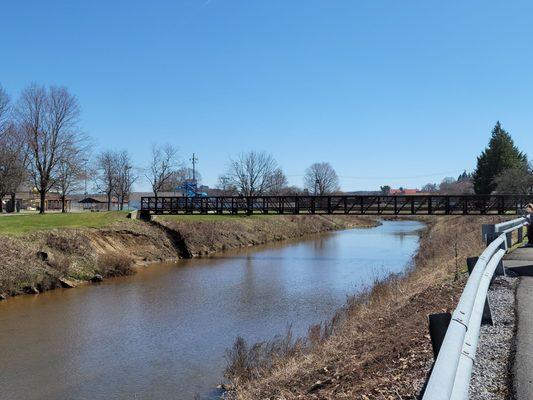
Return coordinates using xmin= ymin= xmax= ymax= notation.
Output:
xmin=0 ymin=220 xmax=424 ymax=400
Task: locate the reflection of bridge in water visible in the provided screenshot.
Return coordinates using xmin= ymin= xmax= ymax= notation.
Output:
xmin=140 ymin=195 xmax=533 ymax=216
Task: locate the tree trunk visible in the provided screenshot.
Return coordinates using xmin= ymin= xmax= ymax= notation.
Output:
xmin=10 ymin=193 xmax=16 ymax=213
xmin=40 ymin=190 xmax=46 ymax=214
xmin=107 ymin=191 xmax=112 ymax=211
xmin=61 ymin=194 xmax=67 ymax=213
xmin=0 ymin=198 xmax=3 ymax=213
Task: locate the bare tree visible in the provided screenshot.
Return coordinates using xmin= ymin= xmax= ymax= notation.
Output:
xmin=421 ymin=183 xmax=438 ymax=193
xmin=114 ymin=150 xmax=136 ymax=210
xmin=95 ymin=150 xmax=118 ymax=211
xmin=0 ymin=85 xmax=11 ymax=138
xmin=0 ymin=89 xmax=28 ymax=213
xmin=54 ymin=144 xmax=87 ymax=213
xmin=438 ymin=176 xmax=474 ymax=194
xmin=217 ymin=175 xmax=238 ymax=196
xmin=146 ymin=143 xmax=179 ymax=198
xmin=265 ymin=168 xmax=288 ymax=195
xmin=0 ymin=125 xmax=27 ymax=212
xmin=226 ymin=151 xmax=281 ymax=196
xmin=17 ymin=84 xmax=82 ymax=213
xmin=160 ymin=166 xmax=202 ymax=193
xmin=303 ymin=162 xmax=340 ymax=195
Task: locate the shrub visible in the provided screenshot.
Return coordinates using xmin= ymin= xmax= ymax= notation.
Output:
xmin=97 ymin=253 xmax=135 ymax=277
xmin=49 ymin=254 xmax=71 ymax=275
xmin=45 ymin=233 xmax=89 ymax=255
xmin=225 ymin=326 xmax=305 ymax=385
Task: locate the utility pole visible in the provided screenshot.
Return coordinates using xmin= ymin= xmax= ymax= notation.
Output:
xmin=190 ymin=153 xmax=198 ymax=183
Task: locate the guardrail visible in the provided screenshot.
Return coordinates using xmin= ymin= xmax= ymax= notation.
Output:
xmin=422 ymin=215 xmax=530 ymax=399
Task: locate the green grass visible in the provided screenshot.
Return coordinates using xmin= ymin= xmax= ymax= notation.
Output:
xmin=0 ymin=211 xmax=130 ymax=235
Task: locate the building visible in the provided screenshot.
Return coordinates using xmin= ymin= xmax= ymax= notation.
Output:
xmin=389 ymin=188 xmax=420 ymax=195
xmin=71 ymin=194 xmax=129 ymax=211
xmin=1 ymin=190 xmax=71 ymax=212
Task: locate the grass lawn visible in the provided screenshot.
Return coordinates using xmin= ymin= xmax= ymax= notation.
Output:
xmin=0 ymin=211 xmax=130 ymax=235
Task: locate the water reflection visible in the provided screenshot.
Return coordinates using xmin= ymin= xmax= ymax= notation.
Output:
xmin=0 ymin=220 xmax=424 ymax=400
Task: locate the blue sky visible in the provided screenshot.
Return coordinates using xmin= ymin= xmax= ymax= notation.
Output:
xmin=1 ymin=1 xmax=532 ymax=191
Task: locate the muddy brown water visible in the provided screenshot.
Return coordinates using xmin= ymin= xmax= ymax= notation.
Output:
xmin=0 ymin=220 xmax=424 ymax=400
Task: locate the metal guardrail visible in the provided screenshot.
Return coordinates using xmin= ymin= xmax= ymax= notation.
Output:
xmin=422 ymin=215 xmax=530 ymax=400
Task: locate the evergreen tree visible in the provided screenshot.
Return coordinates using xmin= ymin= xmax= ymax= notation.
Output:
xmin=473 ymin=121 xmax=527 ymax=194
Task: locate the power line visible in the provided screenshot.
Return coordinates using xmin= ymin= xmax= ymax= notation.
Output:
xmin=286 ymin=169 xmax=466 ymax=180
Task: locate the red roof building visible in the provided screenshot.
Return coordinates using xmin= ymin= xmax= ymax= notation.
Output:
xmin=389 ymin=188 xmax=419 ymax=195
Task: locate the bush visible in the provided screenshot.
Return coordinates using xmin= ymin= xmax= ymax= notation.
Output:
xmin=224 ymin=326 xmax=305 ymax=385
xmin=97 ymin=253 xmax=135 ymax=277
xmin=45 ymin=233 xmax=89 ymax=255
xmin=49 ymin=253 xmax=71 ymax=275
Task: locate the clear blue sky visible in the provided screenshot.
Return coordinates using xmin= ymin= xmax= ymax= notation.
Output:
xmin=1 ymin=1 xmax=532 ymax=191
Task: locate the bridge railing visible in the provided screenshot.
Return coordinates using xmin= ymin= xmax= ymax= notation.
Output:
xmin=140 ymin=195 xmax=532 ymax=216
xmin=422 ymin=215 xmax=530 ymax=400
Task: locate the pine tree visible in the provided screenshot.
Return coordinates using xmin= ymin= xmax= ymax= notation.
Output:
xmin=473 ymin=121 xmax=527 ymax=194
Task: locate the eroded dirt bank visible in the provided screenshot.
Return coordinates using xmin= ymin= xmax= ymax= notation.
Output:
xmin=223 ymin=215 xmax=511 ymax=399
xmin=0 ymin=214 xmax=377 ymax=298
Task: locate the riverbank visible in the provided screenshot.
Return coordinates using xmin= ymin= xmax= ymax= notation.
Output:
xmin=0 ymin=213 xmax=377 ymax=299
xmin=223 ymin=215 xmax=511 ymax=399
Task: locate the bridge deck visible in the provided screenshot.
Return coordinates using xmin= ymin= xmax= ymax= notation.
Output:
xmin=140 ymin=195 xmax=532 ymax=216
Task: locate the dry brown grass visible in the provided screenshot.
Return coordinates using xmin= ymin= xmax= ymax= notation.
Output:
xmin=0 ymin=215 xmax=375 ymax=298
xmin=156 ymin=215 xmax=378 ymax=256
xmin=0 ymin=220 xmax=180 ymax=297
xmin=97 ymin=252 xmax=135 ymax=277
xmin=224 ymin=215 xmax=509 ymax=399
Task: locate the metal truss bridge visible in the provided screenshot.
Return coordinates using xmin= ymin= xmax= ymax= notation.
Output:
xmin=140 ymin=195 xmax=533 ymax=216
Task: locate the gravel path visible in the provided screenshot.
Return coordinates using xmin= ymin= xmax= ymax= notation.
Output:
xmin=470 ymin=276 xmax=517 ymax=400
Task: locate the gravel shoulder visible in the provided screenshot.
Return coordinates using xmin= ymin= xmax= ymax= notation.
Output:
xmin=470 ymin=276 xmax=518 ymax=400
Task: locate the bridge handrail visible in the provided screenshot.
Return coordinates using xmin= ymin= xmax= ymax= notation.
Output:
xmin=139 ymin=194 xmax=533 ymax=216
xmin=422 ymin=215 xmax=529 ymax=400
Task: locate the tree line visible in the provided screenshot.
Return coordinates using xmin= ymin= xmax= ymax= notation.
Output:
xmin=380 ymin=122 xmax=532 ymax=196
xmin=0 ymin=84 xmax=342 ymax=214
xmin=5 ymin=84 xmax=524 ymax=216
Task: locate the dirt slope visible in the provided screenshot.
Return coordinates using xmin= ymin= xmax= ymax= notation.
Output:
xmin=0 ymin=215 xmax=377 ymax=298
xmin=224 ymin=215 xmax=509 ymax=399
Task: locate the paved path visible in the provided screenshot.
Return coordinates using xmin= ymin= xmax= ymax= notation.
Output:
xmin=504 ymin=246 xmax=533 ymax=399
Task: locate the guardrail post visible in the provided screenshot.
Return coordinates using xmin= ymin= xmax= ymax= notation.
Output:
xmin=518 ymin=226 xmax=523 ymax=243
xmin=506 ymin=231 xmax=513 ymax=249
xmin=428 ymin=313 xmax=452 ymax=359
xmin=418 ymin=313 xmax=453 ymax=399
xmin=495 ymin=259 xmax=505 ymax=276
xmin=482 ymin=224 xmax=496 ymax=245
xmin=466 ymin=257 xmax=493 ymax=325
